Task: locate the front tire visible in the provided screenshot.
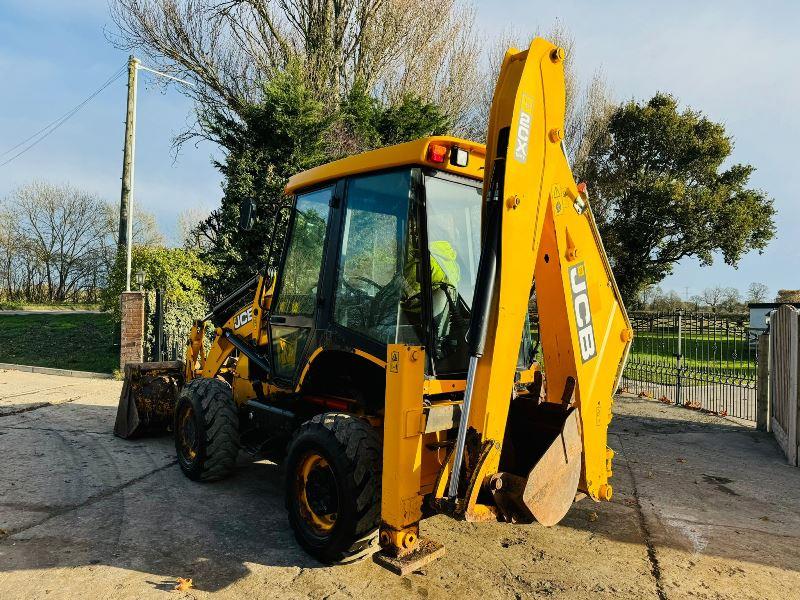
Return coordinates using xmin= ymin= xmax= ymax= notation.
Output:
xmin=285 ymin=413 xmax=382 ymax=564
xmin=174 ymin=378 xmax=240 ymax=481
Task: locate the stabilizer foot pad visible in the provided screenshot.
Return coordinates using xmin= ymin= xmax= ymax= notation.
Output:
xmin=373 ymin=538 xmax=445 ymax=576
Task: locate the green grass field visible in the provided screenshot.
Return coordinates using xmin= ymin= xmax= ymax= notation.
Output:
xmin=0 ymin=302 xmax=101 ymax=311
xmin=0 ymin=313 xmax=118 ymax=373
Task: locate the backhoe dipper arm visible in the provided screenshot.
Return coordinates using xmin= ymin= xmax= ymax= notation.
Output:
xmin=448 ymin=39 xmax=632 ymax=511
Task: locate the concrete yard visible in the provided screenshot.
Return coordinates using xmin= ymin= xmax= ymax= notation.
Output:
xmin=1 ymin=368 xmax=798 ymax=599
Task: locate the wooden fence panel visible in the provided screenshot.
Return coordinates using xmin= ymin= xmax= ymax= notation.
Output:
xmin=769 ymin=305 xmax=799 ymax=466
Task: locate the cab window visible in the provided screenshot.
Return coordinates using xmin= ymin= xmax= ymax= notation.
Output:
xmin=333 ymin=170 xmax=419 ymax=344
xmin=424 ymin=173 xmax=482 ymax=372
xmin=275 ymin=186 xmax=333 ymax=316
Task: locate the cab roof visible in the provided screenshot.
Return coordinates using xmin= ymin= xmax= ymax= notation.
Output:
xmin=285 ymin=136 xmax=486 ymax=195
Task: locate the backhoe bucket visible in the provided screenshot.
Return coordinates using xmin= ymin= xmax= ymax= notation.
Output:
xmin=522 ymin=408 xmax=582 ymax=525
xmin=114 ymin=361 xmax=184 ymax=439
xmin=492 ymin=407 xmax=582 ymax=526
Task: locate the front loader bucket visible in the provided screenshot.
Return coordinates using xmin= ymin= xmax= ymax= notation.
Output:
xmin=114 ymin=361 xmax=184 ymax=439
xmin=492 ymin=407 xmax=582 ymax=526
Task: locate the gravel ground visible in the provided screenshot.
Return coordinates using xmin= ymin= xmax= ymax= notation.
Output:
xmin=1 ymin=369 xmax=798 ymax=599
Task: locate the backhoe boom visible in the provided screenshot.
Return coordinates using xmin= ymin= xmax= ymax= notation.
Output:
xmin=376 ymin=38 xmax=631 ymax=570
xmin=452 ymin=38 xmax=631 ymax=510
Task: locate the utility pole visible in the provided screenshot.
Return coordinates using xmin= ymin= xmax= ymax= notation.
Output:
xmin=118 ymin=55 xmax=139 ymax=292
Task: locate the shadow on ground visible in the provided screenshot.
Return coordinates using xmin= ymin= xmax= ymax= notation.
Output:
xmin=1 ymin=403 xmax=322 ymax=592
xmin=1 ymin=395 xmax=799 ymax=596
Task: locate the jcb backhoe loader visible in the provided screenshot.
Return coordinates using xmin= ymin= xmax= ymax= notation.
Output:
xmin=116 ymin=38 xmax=631 ymax=573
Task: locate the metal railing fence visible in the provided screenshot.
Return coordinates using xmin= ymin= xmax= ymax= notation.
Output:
xmin=621 ymin=311 xmax=758 ymax=420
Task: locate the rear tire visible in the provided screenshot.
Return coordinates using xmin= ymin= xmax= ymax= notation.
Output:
xmin=174 ymin=378 xmax=240 ymax=481
xmin=285 ymin=413 xmax=382 ymax=564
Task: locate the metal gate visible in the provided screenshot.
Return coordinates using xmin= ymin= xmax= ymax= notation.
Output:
xmin=147 ymin=289 xmax=182 ymax=362
xmin=621 ymin=311 xmax=758 ymax=421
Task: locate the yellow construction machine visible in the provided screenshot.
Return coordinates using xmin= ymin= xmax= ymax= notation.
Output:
xmin=117 ymin=38 xmax=631 ymax=573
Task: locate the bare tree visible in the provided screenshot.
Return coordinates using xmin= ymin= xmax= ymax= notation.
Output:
xmin=100 ymin=202 xmax=163 ymax=248
xmin=567 ymin=70 xmax=613 ymax=179
xmin=700 ymin=286 xmax=725 ymax=312
xmin=8 ymin=182 xmax=108 ymax=301
xmin=0 ymin=208 xmax=21 ymax=300
xmin=459 ymin=26 xmax=519 ymax=141
xmin=110 ymin=3 xmax=614 ymax=165
xmin=698 ymin=286 xmax=741 ymax=313
xmin=110 ymin=0 xmax=482 ymax=140
xmin=720 ymin=287 xmax=742 ymax=313
xmin=97 ymin=202 xmax=164 ymax=285
xmin=176 ymin=207 xmax=212 ymax=249
xmin=463 ymin=21 xmax=612 ymax=171
xmin=541 ymin=21 xmax=614 ymax=181
xmin=649 ymin=287 xmax=684 ymax=311
xmin=0 ymin=183 xmax=164 ymax=303
xmin=746 ymin=282 xmax=769 ymax=304
xmin=373 ymin=1 xmax=481 ymax=134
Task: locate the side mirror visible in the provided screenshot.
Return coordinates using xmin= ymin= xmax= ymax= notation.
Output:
xmin=239 ymin=198 xmax=256 ymax=231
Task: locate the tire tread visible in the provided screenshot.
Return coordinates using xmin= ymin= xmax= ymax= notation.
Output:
xmin=176 ymin=378 xmax=240 ymax=482
xmin=286 ymin=412 xmax=382 ymax=563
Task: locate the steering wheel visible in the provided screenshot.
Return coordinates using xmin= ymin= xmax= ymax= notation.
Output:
xmin=340 ymin=276 xmax=368 ymax=296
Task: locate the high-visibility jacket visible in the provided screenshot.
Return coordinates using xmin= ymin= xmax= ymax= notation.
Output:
xmin=403 ymin=240 xmax=460 ymax=304
xmin=429 ymin=240 xmax=460 ymax=288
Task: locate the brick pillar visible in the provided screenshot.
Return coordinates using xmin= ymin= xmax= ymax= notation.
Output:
xmin=120 ymin=291 xmax=145 ymax=370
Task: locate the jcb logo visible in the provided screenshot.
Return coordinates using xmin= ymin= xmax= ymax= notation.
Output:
xmin=514 ymin=93 xmax=534 ymax=164
xmin=234 ymin=307 xmax=253 ymax=329
xmin=569 ymin=262 xmax=597 ymax=363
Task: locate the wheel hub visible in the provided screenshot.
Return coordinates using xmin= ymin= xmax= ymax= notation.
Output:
xmin=178 ymin=404 xmax=198 ymax=462
xmin=297 ymin=452 xmax=339 ymax=534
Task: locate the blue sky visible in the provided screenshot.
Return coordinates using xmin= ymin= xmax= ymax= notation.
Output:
xmin=0 ymin=0 xmax=222 ymax=245
xmin=0 ymin=1 xmax=797 ymax=299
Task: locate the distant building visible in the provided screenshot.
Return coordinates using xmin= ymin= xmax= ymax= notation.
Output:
xmin=748 ymin=302 xmax=800 ymax=336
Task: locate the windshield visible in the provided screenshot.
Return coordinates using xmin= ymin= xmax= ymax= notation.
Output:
xmin=424 ymin=173 xmax=483 ymax=373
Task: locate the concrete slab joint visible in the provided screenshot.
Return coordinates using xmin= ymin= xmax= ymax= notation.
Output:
xmin=120 ymin=291 xmax=145 ymax=371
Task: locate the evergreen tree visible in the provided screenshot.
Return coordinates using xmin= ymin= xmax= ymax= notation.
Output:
xmin=194 ymin=66 xmax=450 ymax=302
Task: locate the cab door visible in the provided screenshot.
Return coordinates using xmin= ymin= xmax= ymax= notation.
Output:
xmin=330 ymin=169 xmax=422 ymax=354
xmin=269 ymin=185 xmax=335 ymax=383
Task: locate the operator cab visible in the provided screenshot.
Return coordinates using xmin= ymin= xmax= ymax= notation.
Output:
xmin=269 ymin=137 xmax=533 ymax=387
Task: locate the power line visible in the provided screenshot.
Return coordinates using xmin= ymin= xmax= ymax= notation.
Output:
xmin=0 ymin=65 xmax=128 ymax=168
xmin=1 ymin=65 xmax=126 ymax=159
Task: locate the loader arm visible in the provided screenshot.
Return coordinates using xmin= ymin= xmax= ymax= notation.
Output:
xmin=452 ymin=38 xmax=632 ymax=510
